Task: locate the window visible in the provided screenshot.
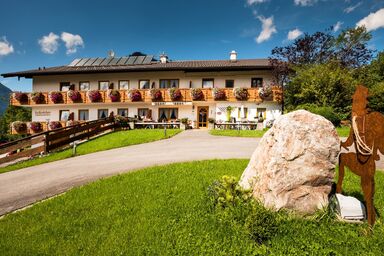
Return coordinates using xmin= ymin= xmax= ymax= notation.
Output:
xmin=99 ymin=81 xmax=110 ymax=90
xmin=251 ymin=78 xmax=263 ymax=88
xmin=238 ymin=107 xmax=248 ymax=118
xmin=59 ymin=110 xmax=70 ymax=121
xmin=98 ymin=109 xmax=109 ymax=119
xmin=60 ymin=82 xmax=72 ymax=91
xmin=139 ymin=80 xmax=150 ymax=89
xmin=79 ymin=81 xmax=90 ymax=91
xmin=118 ymin=108 xmax=128 ymax=117
xmin=202 ymin=78 xmax=214 ymax=88
xmin=159 ymin=108 xmax=178 ymax=121
xmin=257 ymin=108 xmax=267 ymax=119
xmin=119 ymin=80 xmax=129 ymax=90
xmin=160 ymin=79 xmax=179 ymax=88
xmin=138 ymin=108 xmax=149 ymax=118
xmin=225 ymin=80 xmax=234 ymax=88
xmin=78 ymin=109 xmax=89 ymax=121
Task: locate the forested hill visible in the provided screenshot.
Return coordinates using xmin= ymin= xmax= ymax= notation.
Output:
xmin=0 ymin=83 xmax=12 ymax=114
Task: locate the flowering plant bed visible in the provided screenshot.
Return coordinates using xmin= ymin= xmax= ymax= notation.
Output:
xmin=67 ymin=90 xmax=82 ymax=102
xmin=13 ymin=92 xmax=29 ymax=103
xmin=191 ymin=88 xmax=204 ymax=101
xmin=49 ymin=91 xmax=63 ymax=104
xmin=258 ymin=86 xmax=272 ymax=100
xmin=128 ymin=89 xmax=142 ymax=101
xmin=108 ymin=89 xmax=121 ymax=102
xmin=48 ymin=121 xmax=62 ymax=130
xmin=213 ymin=88 xmax=226 ymax=100
xmin=233 ymin=88 xmax=249 ymax=101
xmin=87 ymin=90 xmax=102 ymax=102
xmin=29 ymin=122 xmax=43 ymax=133
xmin=169 ymin=88 xmax=182 ymax=101
xmin=12 ymin=121 xmax=27 ymax=133
xmin=150 ymin=89 xmax=162 ymax=101
xmin=31 ymin=92 xmax=45 ymax=104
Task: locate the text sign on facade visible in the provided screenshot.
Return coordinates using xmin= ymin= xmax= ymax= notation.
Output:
xmin=152 ymin=102 xmax=192 ymax=106
xmin=35 ymin=111 xmax=51 ymax=116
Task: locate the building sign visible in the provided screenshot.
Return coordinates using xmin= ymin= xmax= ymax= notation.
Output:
xmin=151 ymin=102 xmax=192 ymax=106
xmin=35 ymin=110 xmax=51 ymax=116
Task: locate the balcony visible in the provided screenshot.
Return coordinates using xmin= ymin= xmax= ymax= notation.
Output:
xmin=10 ymin=87 xmax=283 ymax=106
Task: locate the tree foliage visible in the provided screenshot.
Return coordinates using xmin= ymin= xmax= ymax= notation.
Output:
xmin=0 ymin=105 xmax=31 ymax=143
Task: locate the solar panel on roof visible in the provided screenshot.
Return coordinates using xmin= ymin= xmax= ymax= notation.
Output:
xmin=117 ymin=57 xmax=128 ymax=65
xmin=84 ymin=58 xmax=98 ymax=66
xmin=92 ymin=58 xmax=104 ymax=66
xmin=75 ymin=58 xmax=90 ymax=66
xmin=108 ymin=58 xmax=120 ymax=66
xmin=68 ymin=58 xmax=81 ymax=66
xmin=134 ymin=55 xmax=145 ymax=65
xmin=143 ymin=55 xmax=153 ymax=64
xmin=100 ymin=58 xmax=113 ymax=66
xmin=126 ymin=56 xmax=137 ymax=65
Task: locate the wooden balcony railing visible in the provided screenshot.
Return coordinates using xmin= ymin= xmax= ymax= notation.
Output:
xmin=10 ymin=87 xmax=283 ymax=106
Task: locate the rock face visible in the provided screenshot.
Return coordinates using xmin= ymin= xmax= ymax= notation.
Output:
xmin=239 ymin=110 xmax=340 ymax=214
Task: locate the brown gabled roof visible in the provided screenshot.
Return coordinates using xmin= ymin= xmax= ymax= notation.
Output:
xmin=1 ymin=58 xmax=271 ymax=78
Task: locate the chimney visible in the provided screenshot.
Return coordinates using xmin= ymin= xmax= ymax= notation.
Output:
xmin=160 ymin=53 xmax=168 ymax=63
xmin=230 ymin=50 xmax=237 ymax=62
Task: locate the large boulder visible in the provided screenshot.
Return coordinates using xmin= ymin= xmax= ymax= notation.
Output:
xmin=239 ymin=110 xmax=340 ymax=214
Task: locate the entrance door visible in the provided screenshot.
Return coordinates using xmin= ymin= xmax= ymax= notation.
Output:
xmin=197 ymin=106 xmax=209 ymax=128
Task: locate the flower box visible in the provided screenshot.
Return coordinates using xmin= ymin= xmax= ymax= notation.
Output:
xmin=87 ymin=90 xmax=102 ymax=102
xmin=48 ymin=121 xmax=62 ymax=130
xmin=213 ymin=88 xmax=226 ymax=101
xmin=49 ymin=91 xmax=63 ymax=104
xmin=128 ymin=89 xmax=142 ymax=102
xmin=233 ymin=88 xmax=249 ymax=101
xmin=169 ymin=88 xmax=182 ymax=101
xmin=150 ymin=89 xmax=162 ymax=101
xmin=29 ymin=121 xmax=43 ymax=133
xmin=31 ymin=92 xmax=45 ymax=104
xmin=13 ymin=92 xmax=29 ymax=103
xmin=258 ymin=86 xmax=272 ymax=100
xmin=67 ymin=90 xmax=82 ymax=102
xmin=12 ymin=121 xmax=27 ymax=134
xmin=191 ymin=88 xmax=204 ymax=101
xmin=108 ymin=89 xmax=121 ymax=102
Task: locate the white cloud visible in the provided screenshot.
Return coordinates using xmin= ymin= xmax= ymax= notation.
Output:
xmin=287 ymin=28 xmax=303 ymax=40
xmin=255 ymin=16 xmax=277 ymax=43
xmin=356 ymin=8 xmax=384 ymax=32
xmin=61 ymin=32 xmax=84 ymax=54
xmin=247 ymin=0 xmax=268 ymax=5
xmin=294 ymin=0 xmax=317 ymax=6
xmin=333 ymin=21 xmax=343 ymax=32
xmin=344 ymin=1 xmax=362 ymax=13
xmin=0 ymin=37 xmax=14 ymax=56
xmin=38 ymin=32 xmax=60 ymax=54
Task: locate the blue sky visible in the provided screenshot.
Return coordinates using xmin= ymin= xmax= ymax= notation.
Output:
xmin=0 ymin=0 xmax=383 ymax=91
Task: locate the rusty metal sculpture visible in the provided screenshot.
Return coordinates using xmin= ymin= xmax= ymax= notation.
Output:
xmin=336 ymin=85 xmax=384 ymax=226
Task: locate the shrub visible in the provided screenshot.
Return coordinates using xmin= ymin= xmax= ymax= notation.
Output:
xmin=150 ymin=88 xmax=162 ymax=101
xmin=13 ymin=92 xmax=28 ymax=103
xmin=191 ymin=88 xmax=204 ymax=101
xmin=67 ymin=90 xmax=81 ymax=102
xmin=208 ymin=118 xmax=215 ymax=124
xmin=180 ymin=118 xmax=189 ymax=124
xmin=87 ymin=90 xmax=102 ymax=102
xmin=114 ymin=115 xmax=130 ymax=128
xmin=213 ymin=88 xmax=226 ymax=100
xmin=295 ymin=104 xmax=341 ymax=127
xmin=128 ymin=89 xmax=142 ymax=101
xmin=169 ymin=88 xmax=182 ymax=101
xmin=49 ymin=91 xmax=63 ymax=104
xmin=12 ymin=121 xmax=27 ymax=133
xmin=233 ymin=88 xmax=249 ymax=101
xmin=29 ymin=122 xmax=43 ymax=133
xmin=207 ymin=175 xmax=279 ymax=244
xmin=48 ymin=121 xmax=62 ymax=130
xmin=30 ymin=92 xmax=45 ymax=104
xmin=108 ymin=89 xmax=120 ymax=102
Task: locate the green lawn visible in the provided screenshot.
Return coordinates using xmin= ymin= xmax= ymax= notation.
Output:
xmin=0 ymin=159 xmax=383 ymax=255
xmin=210 ymin=126 xmax=351 ymax=138
xmin=0 ymin=129 xmax=181 ymax=174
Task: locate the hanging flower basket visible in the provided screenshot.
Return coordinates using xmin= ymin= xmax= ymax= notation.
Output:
xmin=258 ymin=86 xmax=272 ymax=100
xmin=48 ymin=121 xmax=62 ymax=130
xmin=13 ymin=92 xmax=29 ymax=103
xmin=233 ymin=88 xmax=249 ymax=101
xmin=150 ymin=88 xmax=162 ymax=101
xmin=29 ymin=122 xmax=43 ymax=133
xmin=31 ymin=92 xmax=45 ymax=104
xmin=87 ymin=90 xmax=102 ymax=102
xmin=190 ymin=88 xmax=204 ymax=101
xmin=169 ymin=88 xmax=182 ymax=101
xmin=213 ymin=88 xmax=226 ymax=101
xmin=108 ymin=89 xmax=121 ymax=102
xmin=128 ymin=89 xmax=142 ymax=101
xmin=49 ymin=91 xmax=63 ymax=104
xmin=12 ymin=121 xmax=27 ymax=134
xmin=67 ymin=90 xmax=82 ymax=102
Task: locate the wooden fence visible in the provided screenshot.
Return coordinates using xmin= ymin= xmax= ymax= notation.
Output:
xmin=0 ymin=116 xmax=118 ymax=165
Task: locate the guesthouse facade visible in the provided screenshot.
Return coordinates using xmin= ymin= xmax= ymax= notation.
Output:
xmin=2 ymin=51 xmax=283 ymax=131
